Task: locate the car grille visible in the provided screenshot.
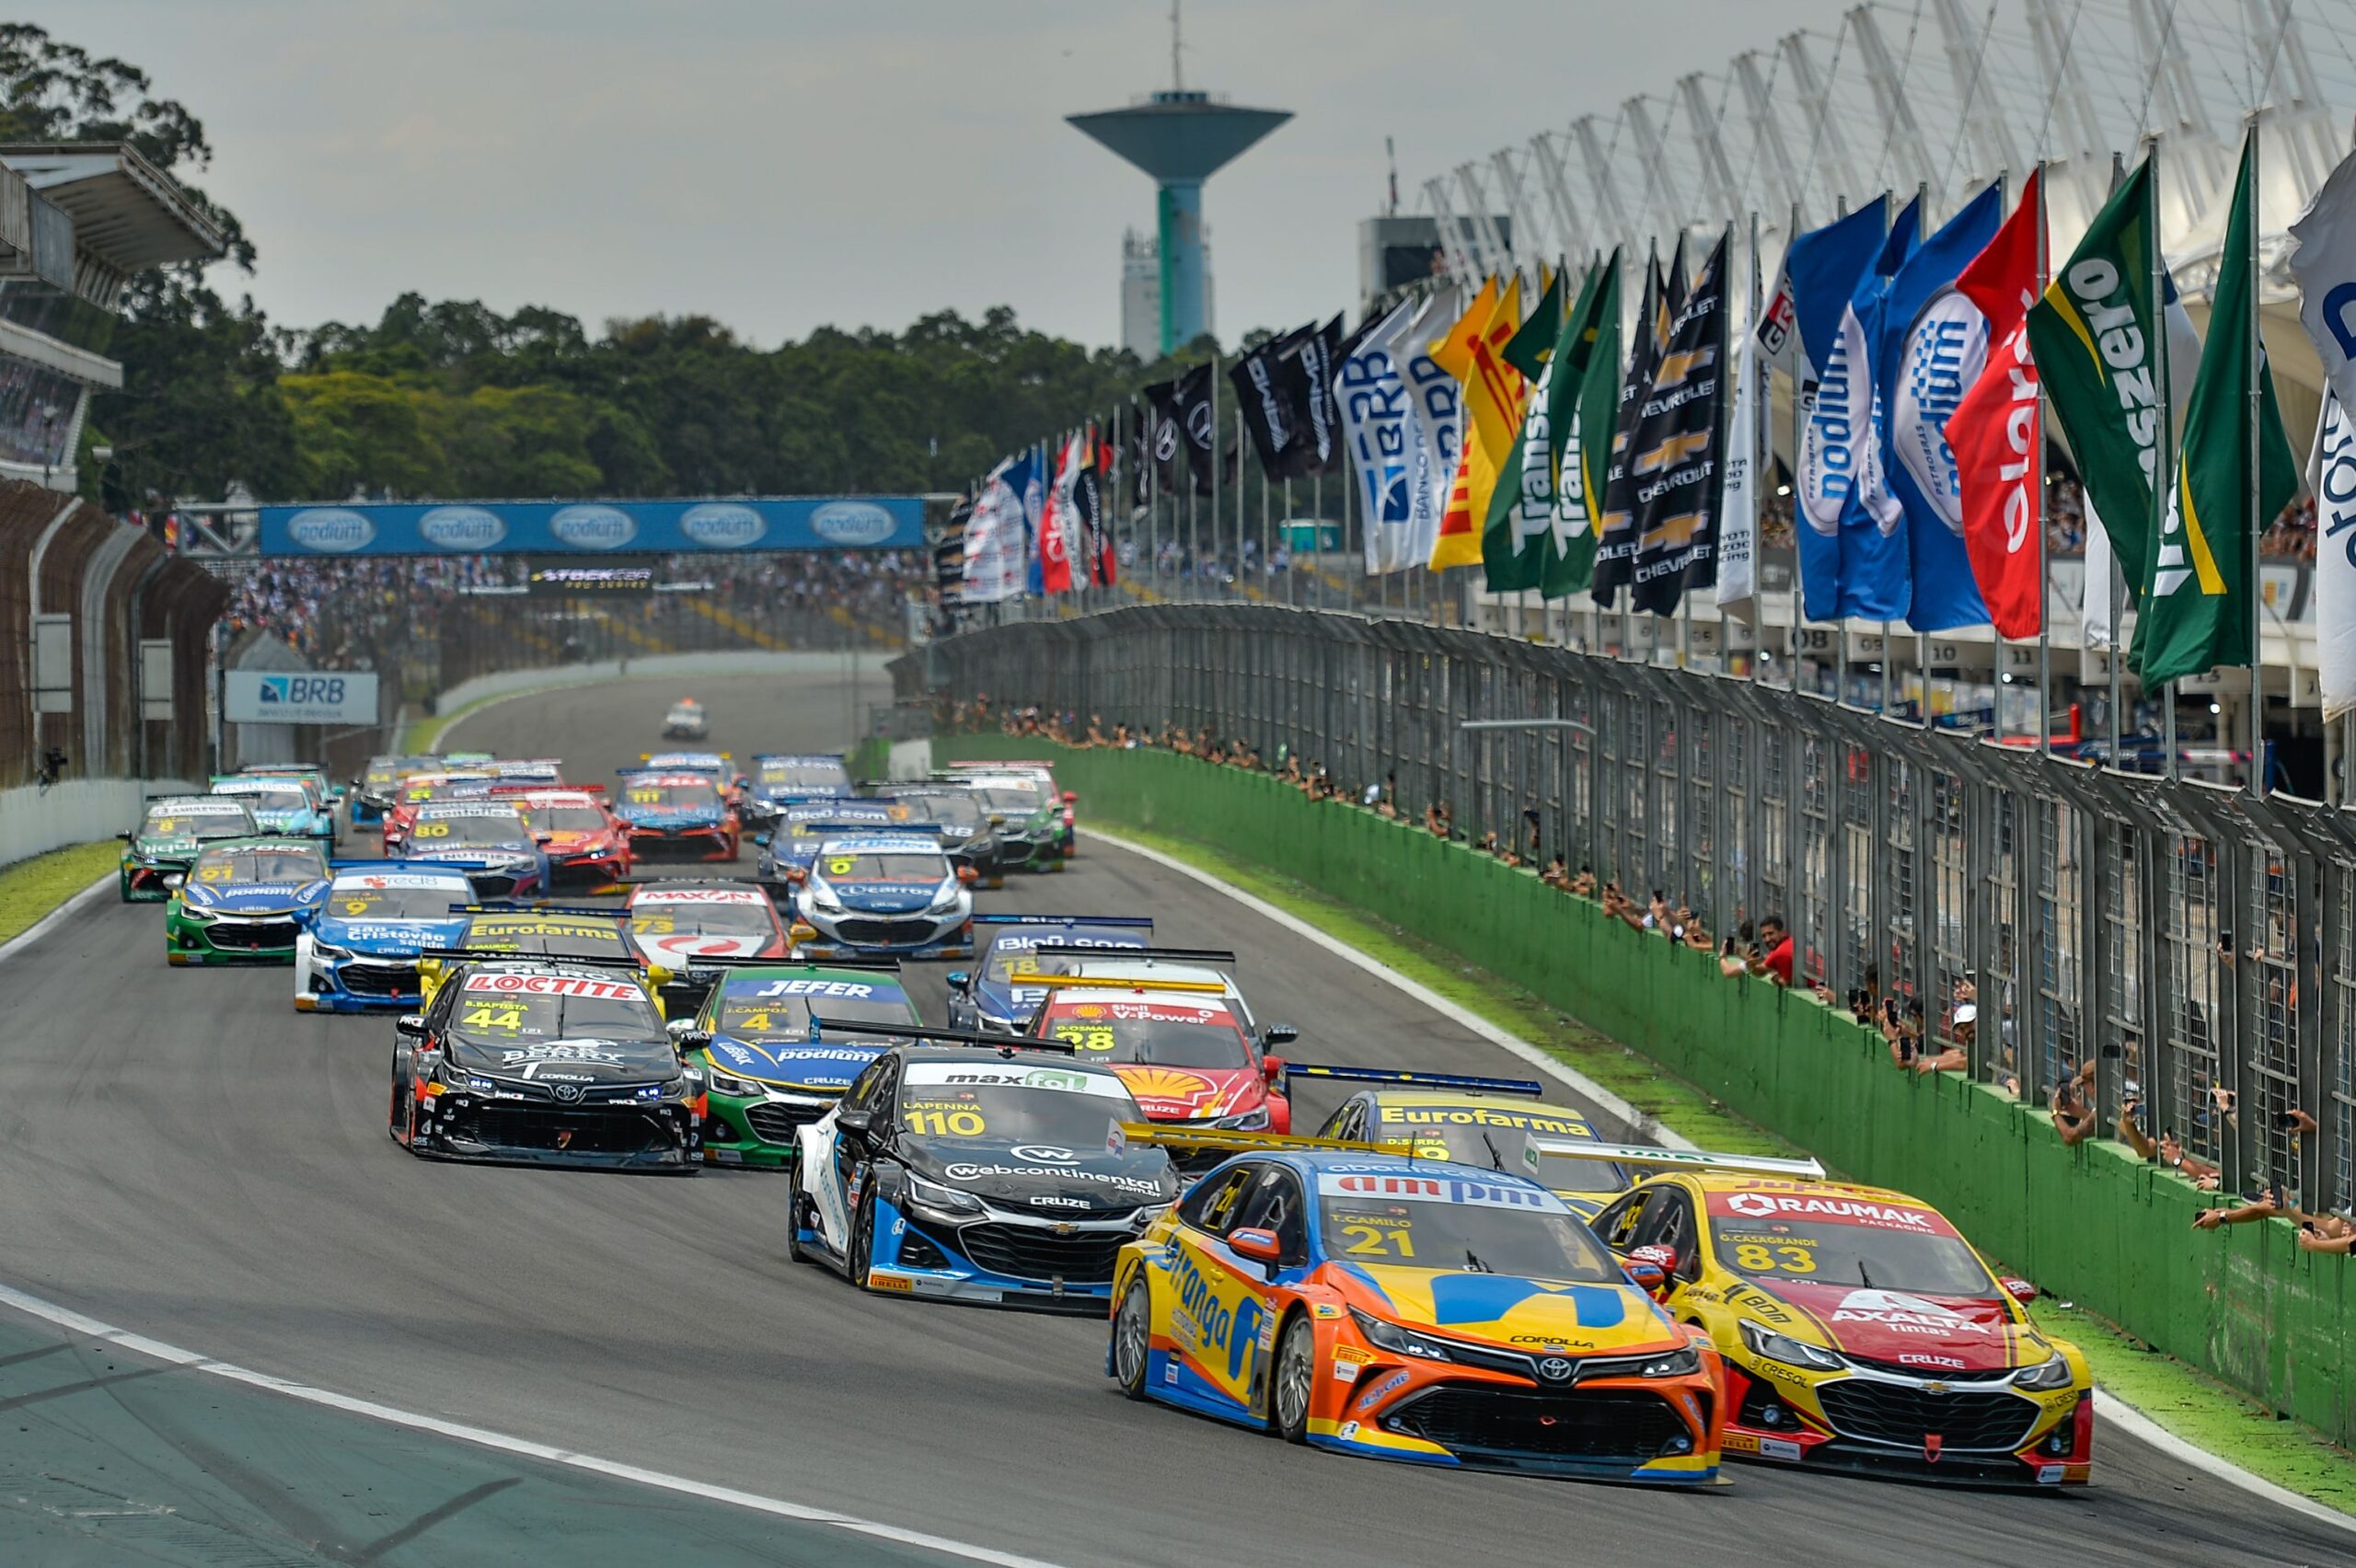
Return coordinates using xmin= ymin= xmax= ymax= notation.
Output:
xmin=470 ymin=872 xmax=523 ymax=896
xmin=340 ymin=963 xmax=417 ymax=997
xmin=745 ymin=1101 xmax=830 ymax=1144
xmin=953 ymin=1222 xmax=1128 ymax=1285
xmin=208 ymin=919 xmax=300 ymax=951
xmin=1814 ymin=1378 xmax=2039 ymax=1454
xmin=442 ymin=1103 xmax=677 ymax=1156
xmin=835 ymin=917 xmax=935 ymax=947
xmin=1384 ymin=1386 xmax=1687 ymax=1463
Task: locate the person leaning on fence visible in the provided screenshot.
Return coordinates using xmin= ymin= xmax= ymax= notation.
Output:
xmin=1749 ymin=916 xmax=1794 ymax=986
xmin=1909 ymin=1003 xmax=1972 ymax=1076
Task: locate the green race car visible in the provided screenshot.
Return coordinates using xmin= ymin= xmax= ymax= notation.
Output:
xmin=164 ymin=837 xmax=332 ymax=964
xmin=120 ymin=795 xmax=260 ymax=901
xmin=676 ymin=961 xmax=920 ymax=1167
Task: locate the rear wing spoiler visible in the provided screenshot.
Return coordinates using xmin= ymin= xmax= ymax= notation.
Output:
xmin=639 ymin=752 xmax=733 ymax=764
xmin=970 ymin=915 xmax=1153 ymax=928
xmin=1111 ymin=1124 xmax=1407 ymax=1158
xmin=1527 ymin=1139 xmax=1828 ymax=1182
xmin=676 ymin=955 xmax=902 ymax=973
xmin=486 ymin=783 xmax=604 ymax=795
xmin=1009 ymin=973 xmax=1231 ymax=996
xmin=944 ymin=759 xmax=1056 ymax=769
xmin=1280 ymin=1064 xmax=1547 ymax=1097
xmin=416 ymin=949 xmax=650 ymax=969
xmin=1029 ymin=944 xmax=1236 ymax=966
xmin=451 ymin=903 xmax=631 ymax=920
xmin=808 ymin=1017 xmax=1076 ymax=1054
xmin=329 ymin=858 xmax=461 ymax=874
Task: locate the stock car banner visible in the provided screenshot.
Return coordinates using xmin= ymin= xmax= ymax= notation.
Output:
xmin=1625 ymin=231 xmax=1730 ymax=617
xmin=258 ymin=497 xmax=924 ymax=558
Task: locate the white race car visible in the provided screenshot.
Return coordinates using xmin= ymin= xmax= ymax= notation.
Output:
xmin=663 ymin=698 xmax=708 ymax=740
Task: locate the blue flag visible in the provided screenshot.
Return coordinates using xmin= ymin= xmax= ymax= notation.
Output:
xmin=1882 ymin=184 xmax=2004 ymax=631
xmin=1001 ymin=449 xmax=1043 ymax=596
xmin=1831 ymin=195 xmax=1923 ymax=621
xmin=1787 ymin=202 xmax=1891 ymax=621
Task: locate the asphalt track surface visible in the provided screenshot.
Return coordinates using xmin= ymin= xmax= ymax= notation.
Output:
xmin=0 ymin=670 xmax=2349 ymax=1567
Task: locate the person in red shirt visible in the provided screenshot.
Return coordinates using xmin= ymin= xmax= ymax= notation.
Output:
xmin=1750 ymin=915 xmax=1794 ymax=986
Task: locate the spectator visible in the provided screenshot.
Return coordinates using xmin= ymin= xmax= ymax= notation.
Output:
xmin=1570 ymin=865 xmax=1597 ymax=899
xmin=1750 ymin=915 xmax=1794 ymax=986
xmin=1425 ymin=801 xmax=1452 ymax=838
xmin=1911 ymin=1003 xmax=1972 ymax=1075
xmin=1542 ymin=853 xmax=1569 ymax=891
xmin=1718 ymin=936 xmax=1749 ymax=977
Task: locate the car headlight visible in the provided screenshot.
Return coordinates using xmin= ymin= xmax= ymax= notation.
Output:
xmin=904 ymin=1173 xmax=984 ymax=1219
xmin=1213 ymin=1107 xmax=1269 ymax=1131
xmin=926 ymin=882 xmax=963 ymax=914
xmin=2014 ymin=1352 xmax=2074 ymax=1390
xmin=707 ymin=1068 xmax=764 ymax=1099
xmin=1350 ymin=1307 xmax=1454 ymax=1362
xmin=1634 ymin=1344 xmax=1703 ymax=1378
xmin=310 ymin=940 xmax=354 ymax=962
xmin=1739 ymin=1319 xmax=1844 ymax=1371
xmin=808 ymin=885 xmax=844 ymax=914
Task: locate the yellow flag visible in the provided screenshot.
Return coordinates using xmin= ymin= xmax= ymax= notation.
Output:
xmin=1428 ymin=276 xmax=1524 ymax=570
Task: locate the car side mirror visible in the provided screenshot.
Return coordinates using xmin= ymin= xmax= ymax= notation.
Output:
xmin=987 ymin=813 xmax=1006 ymax=827
xmin=786 ymin=867 xmax=808 ymax=884
xmin=946 ymin=971 xmax=971 ymax=990
xmin=116 ymin=830 xmax=134 ymax=841
xmin=534 ymin=832 xmax=554 ymax=845
xmin=956 ymin=865 xmax=978 ymax=885
xmin=1261 ymin=1054 xmax=1288 ymax=1084
xmin=1625 ymin=1242 xmax=1680 ymax=1295
xmin=665 ymin=1018 xmax=700 ymax=1043
xmin=395 ymin=1013 xmax=428 ymax=1039
xmin=2001 ymin=1276 xmax=2039 ymax=1304
xmin=1227 ymin=1228 xmax=1283 ymax=1275
xmin=753 ymin=833 xmax=772 ymax=847
xmin=1623 ymin=1260 xmax=1670 ymax=1297
xmin=162 ymin=873 xmax=185 ymax=891
xmin=836 ymin=1106 xmax=874 ymax=1138
xmin=1062 ymin=790 xmax=1078 ymax=804
xmin=1261 ymin=1024 xmax=1299 ymax=1047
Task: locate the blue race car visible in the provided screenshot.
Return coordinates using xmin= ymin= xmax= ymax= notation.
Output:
xmin=396 ymin=800 xmax=549 ymax=897
xmin=754 ymin=801 xmax=905 ymax=882
xmin=209 ymin=774 xmax=337 ymax=847
xmin=294 ymin=862 xmax=474 ymax=1012
xmin=614 ymin=768 xmax=740 ymax=861
xmin=944 ymin=915 xmax=1155 ymax=1033
xmin=789 ymin=833 xmax=973 ymax=960
xmin=744 ymin=754 xmax=853 ymax=824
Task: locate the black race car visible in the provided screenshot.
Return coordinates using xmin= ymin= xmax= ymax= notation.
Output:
xmin=389 ymin=956 xmax=703 ymax=1170
xmin=888 ymin=785 xmax=1011 ymax=888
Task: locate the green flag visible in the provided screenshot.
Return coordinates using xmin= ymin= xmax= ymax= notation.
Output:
xmin=1547 ymin=254 xmax=1623 ymax=598
xmin=2025 ymin=157 xmax=2166 ymax=612
xmin=2134 ymin=132 xmax=2296 ymax=686
xmin=1482 ymin=269 xmax=1569 ymax=591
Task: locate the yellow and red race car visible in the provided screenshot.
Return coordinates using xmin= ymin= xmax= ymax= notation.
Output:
xmin=1107 ymin=1133 xmax=1723 ymax=1484
xmin=1581 ymin=1154 xmax=2094 ymax=1486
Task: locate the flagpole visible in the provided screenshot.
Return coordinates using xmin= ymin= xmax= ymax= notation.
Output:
xmin=2150 ymin=134 xmax=2178 ymax=785
xmin=2028 ymin=164 xmax=2051 ymax=758
xmin=2246 ymin=116 xmax=2266 ymax=800
xmin=2102 ymin=150 xmax=2125 ymax=776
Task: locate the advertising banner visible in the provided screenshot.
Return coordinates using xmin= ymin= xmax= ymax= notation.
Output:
xmin=257 ymin=497 xmax=924 ymax=558
xmin=224 ymin=670 xmax=379 ymax=724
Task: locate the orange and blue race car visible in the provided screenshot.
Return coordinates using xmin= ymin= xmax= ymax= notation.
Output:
xmin=1107 ymin=1134 xmax=1723 ymax=1484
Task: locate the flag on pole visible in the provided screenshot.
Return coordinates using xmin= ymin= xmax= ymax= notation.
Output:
xmin=2137 ymin=131 xmax=2296 ymax=686
xmin=1785 ymin=202 xmax=1894 ymax=620
xmin=1947 ymin=169 xmax=2045 ymax=638
xmin=1482 ymin=268 xmax=1567 ymax=591
xmin=1172 ymin=361 xmax=1224 ymax=494
xmin=1279 ymin=315 xmax=1346 ymax=476
xmin=1069 ymin=425 xmax=1107 ymax=587
xmin=1627 ymin=230 xmax=1733 ymax=615
xmin=1590 ymin=252 xmax=1669 ymax=605
xmin=1718 ymin=239 xmax=1762 ymax=621
xmin=2290 ymin=143 xmax=2356 ymax=418
xmin=1002 ymin=447 xmax=1044 ymax=596
xmin=1429 ymin=276 xmax=1522 ymax=570
xmin=1831 ymin=194 xmax=1922 ymax=620
xmin=1336 ymin=298 xmax=1419 ymax=574
xmin=1393 ymin=286 xmax=1461 ymax=570
xmin=2310 ymin=390 xmax=2356 ymax=720
xmin=1552 ymin=250 xmax=1623 ymax=599
xmin=1232 ymin=329 xmax=1306 ymax=478
xmin=959 ymin=460 xmax=1028 ymax=604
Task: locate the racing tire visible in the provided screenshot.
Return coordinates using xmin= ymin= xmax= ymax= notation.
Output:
xmin=849 ymin=1191 xmax=877 ymax=1290
xmin=1112 ymin=1274 xmax=1154 ymax=1401
xmin=388 ymin=1064 xmax=415 ymax=1148
xmin=1272 ymin=1312 xmax=1315 ymax=1445
xmin=786 ymin=1186 xmax=818 ymax=1266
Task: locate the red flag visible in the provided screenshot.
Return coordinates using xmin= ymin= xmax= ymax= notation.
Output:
xmin=1945 ymin=169 xmax=2043 ymax=638
xmin=1038 ymin=433 xmax=1078 ymax=594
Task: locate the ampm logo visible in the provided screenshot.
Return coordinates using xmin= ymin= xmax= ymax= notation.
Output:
xmin=285 ymin=508 xmax=375 ymax=553
xmin=419 ymin=505 xmax=506 ymax=549
xmin=549 ymin=504 xmax=638 ymax=549
xmin=681 ymin=502 xmax=767 ymax=548
xmin=810 ymin=501 xmax=897 ymax=546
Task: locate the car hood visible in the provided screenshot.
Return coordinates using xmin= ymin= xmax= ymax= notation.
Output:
xmin=635 ymin=931 xmax=782 ymax=963
xmin=405 ymin=843 xmax=534 ymax=862
xmin=899 ymin=1136 xmax=1176 ymax=1214
xmin=822 ymin=882 xmax=943 ymax=915
xmin=540 ymin=831 xmax=611 ymax=852
xmin=1740 ymin=1280 xmax=2037 ymax=1372
xmin=701 ymin=1037 xmax=885 ymax=1091
xmin=318 ymin=916 xmax=467 ymax=953
xmin=1336 ymin=1263 xmax=1676 ymax=1355
xmin=445 ymin=1035 xmax=680 ymax=1084
xmin=1106 ymin=1064 xmax=1263 ymax=1121
xmin=183 ymin=882 xmax=322 ymax=914
xmin=619 ymin=808 xmax=721 ymax=825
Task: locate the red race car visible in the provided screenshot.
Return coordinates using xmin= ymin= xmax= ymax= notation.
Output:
xmin=492 ymin=785 xmax=631 ymax=891
xmin=380 ymin=771 xmax=497 ymax=854
xmin=612 ymin=770 xmax=741 ymax=861
xmin=623 ymin=880 xmax=793 ymax=965
xmin=1025 ymin=974 xmax=1292 ymax=1140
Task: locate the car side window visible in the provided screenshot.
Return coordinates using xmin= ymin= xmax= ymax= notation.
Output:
xmin=1179 ymin=1163 xmax=1258 ymax=1236
xmin=842 ymin=1055 xmax=893 ymax=1118
xmin=1232 ymin=1166 xmax=1307 ymax=1264
xmin=1634 ymin=1188 xmax=1703 ymax=1279
xmin=1592 ymin=1189 xmax=1650 ymax=1251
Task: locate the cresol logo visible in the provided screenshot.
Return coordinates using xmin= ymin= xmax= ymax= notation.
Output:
xmin=809 ymin=501 xmax=897 ymax=546
xmin=680 ymin=502 xmax=767 ymax=548
xmin=549 ymin=504 xmax=638 ymax=549
xmin=285 ymin=508 xmax=375 ymax=553
xmin=418 ymin=505 xmax=506 ymax=550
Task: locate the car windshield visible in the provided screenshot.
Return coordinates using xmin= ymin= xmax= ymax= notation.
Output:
xmin=142 ymin=803 xmax=251 ymax=839
xmin=447 ymin=974 xmax=662 ymax=1043
xmin=897 ymin=1064 xmax=1139 ymax=1142
xmin=620 ymin=782 xmax=712 ymax=810
xmin=1373 ymin=1109 xmax=1628 ymax=1193
xmin=461 ymin=916 xmax=635 ymax=959
xmin=328 ymin=877 xmax=465 ymax=918
xmin=902 ymin=793 xmax=984 ymax=827
xmin=1318 ymin=1186 xmax=1619 ymax=1281
xmin=191 ymin=845 xmax=327 ymax=884
xmin=713 ymin=977 xmax=917 ymax=1039
xmin=973 ymin=784 xmax=1044 ymax=814
xmin=757 ymin=761 xmax=845 ymax=789
xmin=221 ymin=785 xmax=308 ymax=813
xmin=980 ymin=932 xmax=1146 ymax=985
xmin=815 ymin=851 xmax=943 ymax=883
xmin=1707 ymin=1216 xmax=1996 ymax=1297
xmin=629 ymin=899 xmax=778 ymax=939
xmin=517 ymin=801 xmax=608 ymax=832
xmin=1042 ymin=1005 xmax=1250 ymax=1068
xmin=411 ymin=813 xmax=530 ymax=847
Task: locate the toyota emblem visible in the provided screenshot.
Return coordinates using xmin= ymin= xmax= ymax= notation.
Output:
xmin=553 ymin=1083 xmax=584 ymax=1103
xmin=1536 ymin=1355 xmax=1576 ymax=1382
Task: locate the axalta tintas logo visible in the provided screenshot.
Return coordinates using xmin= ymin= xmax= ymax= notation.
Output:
xmin=285 ymin=508 xmax=375 ymax=553
xmin=681 ymin=502 xmax=767 ymax=548
xmin=549 ymin=504 xmax=638 ymax=549
xmin=419 ymin=505 xmax=506 ymax=550
xmin=809 ymin=501 xmax=897 ymax=546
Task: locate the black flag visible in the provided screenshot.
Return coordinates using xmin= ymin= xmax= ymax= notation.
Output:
xmin=1127 ymin=400 xmax=1152 ymax=507
xmin=1141 ymin=378 xmax=1195 ymax=495
xmin=1276 ymin=314 xmax=1345 ymax=476
xmin=1589 ymin=251 xmax=1670 ymax=606
xmin=1069 ymin=429 xmax=1103 ymax=588
xmin=1230 ymin=329 xmax=1306 ymax=479
xmin=1172 ymin=360 xmax=1227 ymax=493
xmin=1626 ymin=231 xmax=1731 ymax=616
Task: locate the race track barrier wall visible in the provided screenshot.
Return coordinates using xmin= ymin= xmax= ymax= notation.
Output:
xmin=936 ymin=730 xmax=2356 ymax=1448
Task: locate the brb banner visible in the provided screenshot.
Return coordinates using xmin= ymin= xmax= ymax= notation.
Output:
xmin=256 ymin=497 xmax=924 ymax=558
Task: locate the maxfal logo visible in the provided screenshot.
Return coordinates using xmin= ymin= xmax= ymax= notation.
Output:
xmin=809 ymin=501 xmax=896 ymax=546
xmin=549 ymin=504 xmax=638 ymax=549
xmin=681 ymin=502 xmax=767 ymax=548
xmin=285 ymin=508 xmax=375 ymax=553
xmin=419 ymin=505 xmax=506 ymax=549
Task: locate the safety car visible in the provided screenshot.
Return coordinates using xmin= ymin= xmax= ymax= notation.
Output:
xmin=395 ymin=799 xmax=549 ymax=896
xmin=614 ymin=769 xmax=740 ymax=861
xmin=789 ymin=1035 xmax=1179 ymax=1309
xmin=493 ymin=785 xmax=631 ymax=890
xmin=662 ymin=699 xmax=709 ymax=740
xmin=389 ymin=957 xmax=703 ymax=1171
xmin=1023 ymin=974 xmax=1294 ymax=1138
xmin=294 ymin=863 xmax=474 ymax=1011
xmin=119 ymin=794 xmax=259 ymax=901
xmin=944 ymin=916 xmax=1154 ymax=1033
xmin=348 ymin=755 xmax=436 ymax=829
xmin=164 ymin=836 xmax=332 ymax=964
xmin=209 ymin=773 xmax=337 ymax=847
xmin=789 ymin=832 xmax=974 ymax=959
xmin=1107 ymin=1140 xmax=1722 ymax=1483
xmin=1306 ymin=1066 xmax=1632 ymax=1214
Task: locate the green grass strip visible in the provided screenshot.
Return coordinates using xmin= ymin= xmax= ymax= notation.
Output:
xmin=0 ymin=840 xmax=120 ymax=945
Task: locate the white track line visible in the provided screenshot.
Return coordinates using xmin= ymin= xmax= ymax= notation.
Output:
xmin=1080 ymin=824 xmax=2356 ymax=1535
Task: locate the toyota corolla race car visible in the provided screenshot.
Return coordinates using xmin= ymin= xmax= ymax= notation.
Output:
xmin=790 ymin=1036 xmax=1180 ymax=1309
xmin=1305 ymin=1066 xmax=1632 ymax=1215
xmin=416 ymin=908 xmax=668 ymax=1009
xmin=942 ymin=760 xmax=1076 ymax=859
xmin=348 ymin=755 xmax=436 ymax=829
xmin=941 ymin=774 xmax=1064 ymax=871
xmin=1023 ymin=974 xmax=1295 ymax=1138
xmin=944 ymin=915 xmax=1155 ymax=1033
xmin=790 ymin=833 xmax=974 ymax=959
xmin=164 ymin=837 xmax=332 ymax=964
xmin=396 ymin=800 xmax=549 ymax=896
xmin=1588 ymin=1159 xmax=2093 ymax=1485
xmin=638 ymin=751 xmax=743 ymax=804
xmin=389 ymin=957 xmax=703 ymax=1171
xmin=625 ymin=880 xmax=793 ymax=966
xmin=890 ymin=787 xmax=1011 ymax=887
xmin=120 ymin=794 xmax=260 ymax=901
xmin=1108 ymin=1142 xmax=1722 ymax=1482
xmin=294 ymin=863 xmax=474 ymax=1011
xmin=663 ymin=699 xmax=708 ymax=740
xmin=743 ymin=754 xmax=852 ymax=824
xmin=614 ymin=770 xmax=739 ymax=861
xmin=492 ymin=785 xmax=630 ymax=891
xmin=210 ymin=774 xmax=337 ymax=847
xmin=673 ymin=960 xmax=919 ymax=1167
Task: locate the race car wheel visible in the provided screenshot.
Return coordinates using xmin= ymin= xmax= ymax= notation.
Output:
xmin=1272 ymin=1313 xmax=1315 ymax=1444
xmin=387 ymin=1066 xmax=414 ymax=1147
xmin=786 ymin=1187 xmax=818 ymax=1266
xmin=849 ymin=1192 xmax=877 ymax=1289
xmin=1113 ymin=1274 xmax=1153 ymax=1401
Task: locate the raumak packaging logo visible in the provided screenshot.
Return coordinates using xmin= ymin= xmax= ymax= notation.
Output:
xmin=809 ymin=501 xmax=897 ymax=546
xmin=549 ymin=504 xmax=639 ymax=549
xmin=419 ymin=505 xmax=507 ymax=550
xmin=681 ymin=502 xmax=767 ymax=548
xmin=285 ymin=508 xmax=375 ymax=553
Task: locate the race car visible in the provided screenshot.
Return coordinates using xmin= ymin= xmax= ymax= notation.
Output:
xmin=164 ymin=836 xmax=332 ymax=964
xmin=662 ymin=699 xmax=709 ymax=740
xmin=1585 ymin=1153 xmax=2093 ymax=1485
xmin=388 ymin=957 xmax=704 ymax=1171
xmin=348 ymin=755 xmax=437 ymax=829
xmin=1107 ymin=1139 xmax=1722 ymax=1482
xmin=379 ymin=770 xmax=499 ymax=852
xmin=1024 ymin=944 xmax=1268 ymax=1033
xmin=416 ymin=906 xmax=662 ymax=1008
xmin=790 ymin=1035 xmax=1180 ymax=1309
xmin=1023 ymin=974 xmax=1294 ymax=1137
xmin=623 ymin=878 xmax=794 ymax=1010
xmin=119 ymin=794 xmax=259 ymax=901
xmin=936 ymin=773 xmax=1064 ymax=871
xmin=209 ymin=773 xmax=337 ymax=847
xmin=613 ymin=769 xmax=740 ymax=861
xmin=743 ymin=754 xmax=852 ymax=823
xmin=294 ymin=863 xmax=475 ymax=1012
xmin=395 ymin=800 xmax=549 ymax=897
xmin=889 ymin=787 xmax=1011 ymax=887
xmin=232 ymin=761 xmax=344 ymax=805
xmin=491 ymin=785 xmax=631 ymax=891
xmin=1304 ymin=1066 xmax=1632 ymax=1215
xmin=788 ymin=832 xmax=974 ymax=959
xmin=674 ymin=960 xmax=919 ymax=1167
xmin=942 ymin=760 xmax=1076 ymax=859
xmin=753 ymin=801 xmax=905 ymax=882
xmin=944 ymin=915 xmax=1155 ymax=1033
xmin=637 ymin=751 xmax=742 ymax=803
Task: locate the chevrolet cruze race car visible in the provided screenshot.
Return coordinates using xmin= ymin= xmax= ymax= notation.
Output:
xmin=1588 ymin=1161 xmax=2093 ymax=1485
xmin=1024 ymin=975 xmax=1294 ymax=1137
xmin=493 ymin=785 xmax=630 ymax=891
xmin=119 ymin=794 xmax=259 ymax=901
xmin=753 ymin=801 xmax=903 ymax=882
xmin=396 ymin=800 xmax=549 ymax=896
xmin=942 ymin=761 xmax=1075 ymax=859
xmin=944 ymin=915 xmax=1154 ymax=1033
xmin=614 ymin=770 xmax=739 ymax=860
xmin=389 ymin=958 xmax=703 ymax=1171
xmin=791 ymin=833 xmax=974 ymax=959
xmin=889 ymin=787 xmax=1011 ymax=887
xmin=675 ymin=961 xmax=919 ymax=1167
xmin=348 ymin=755 xmax=436 ymax=829
xmin=790 ymin=1038 xmax=1179 ymax=1309
xmin=1107 ymin=1143 xmax=1721 ymax=1482
xmin=164 ymin=837 xmax=331 ymax=964
xmin=294 ymin=863 xmax=474 ymax=1011
xmin=743 ymin=754 xmax=852 ymax=824
xmin=210 ymin=774 xmax=336 ymax=847
xmin=663 ymin=699 xmax=708 ymax=740
xmin=1306 ymin=1066 xmax=1631 ymax=1215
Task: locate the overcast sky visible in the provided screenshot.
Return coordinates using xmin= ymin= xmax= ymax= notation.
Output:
xmin=36 ymin=0 xmax=1832 ymax=349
